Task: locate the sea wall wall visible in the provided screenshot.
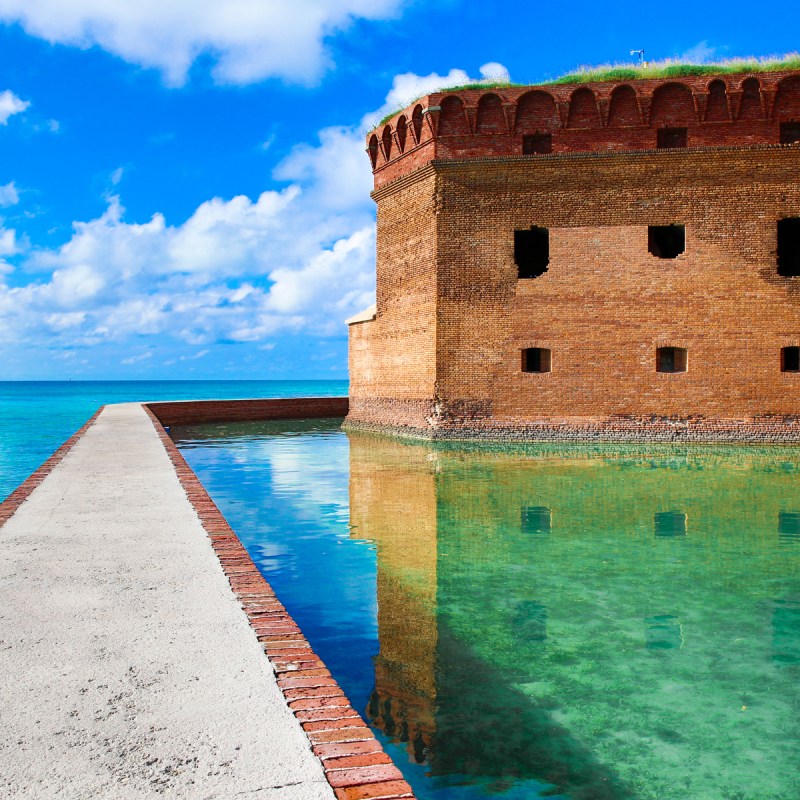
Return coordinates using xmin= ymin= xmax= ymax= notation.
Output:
xmin=147 ymin=396 xmax=349 ymax=426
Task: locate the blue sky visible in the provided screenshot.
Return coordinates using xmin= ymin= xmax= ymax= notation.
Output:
xmin=0 ymin=0 xmax=797 ymax=379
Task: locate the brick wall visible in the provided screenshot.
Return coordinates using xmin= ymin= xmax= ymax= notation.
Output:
xmin=147 ymin=397 xmax=348 ymax=426
xmin=347 ymin=71 xmax=800 ymax=441
xmin=348 ymin=170 xmax=439 ymax=429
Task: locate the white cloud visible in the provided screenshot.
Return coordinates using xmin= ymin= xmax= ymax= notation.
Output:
xmin=0 ymin=63 xmax=506 ymax=361
xmin=678 ymin=41 xmax=717 ymax=63
xmin=0 ymin=226 xmax=19 ymax=256
xmin=274 ymin=126 xmax=372 ymax=211
xmin=121 ymin=351 xmax=153 ymax=365
xmin=365 ymin=61 xmax=511 ymax=129
xmin=0 ymin=90 xmax=29 ymax=124
xmin=0 ymin=0 xmax=403 ymax=87
xmin=0 ymin=182 xmax=19 ymax=206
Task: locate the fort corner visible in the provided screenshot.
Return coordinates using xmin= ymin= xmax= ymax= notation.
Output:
xmin=345 ymin=70 xmax=800 ymax=441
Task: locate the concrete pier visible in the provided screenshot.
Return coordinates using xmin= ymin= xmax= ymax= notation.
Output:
xmin=0 ymin=404 xmax=335 ymax=799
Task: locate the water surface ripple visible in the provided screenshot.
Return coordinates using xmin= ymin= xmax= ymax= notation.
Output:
xmin=174 ymin=420 xmax=800 ymax=800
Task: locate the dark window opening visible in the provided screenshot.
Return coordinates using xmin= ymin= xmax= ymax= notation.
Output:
xmin=649 ymin=224 xmax=685 ymax=259
xmin=782 ymin=346 xmax=800 ymax=372
xmin=522 ymin=348 xmax=551 ymax=373
xmin=657 ymin=127 xmax=687 ymax=148
xmin=522 ymin=506 xmax=551 ymax=535
xmin=515 ymin=226 xmax=549 ymax=278
xmin=656 ymin=347 xmax=687 ymax=373
xmin=779 ymin=511 xmax=800 ymax=542
xmin=780 ymin=122 xmax=800 ymax=145
xmin=777 ymin=218 xmax=800 ymax=276
xmin=521 ymin=506 xmax=552 ymax=533
xmin=772 ymin=599 xmax=800 ymax=664
xmin=654 ymin=511 xmax=687 ymax=537
xmin=523 ymin=133 xmax=552 ymax=154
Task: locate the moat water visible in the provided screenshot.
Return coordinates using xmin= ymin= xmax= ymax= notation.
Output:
xmin=0 ymin=380 xmax=347 ymax=501
xmin=173 ymin=419 xmax=800 ymax=800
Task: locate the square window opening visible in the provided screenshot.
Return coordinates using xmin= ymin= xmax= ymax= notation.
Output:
xmin=656 ymin=347 xmax=687 ymax=373
xmin=649 ymin=224 xmax=685 ymax=259
xmin=782 ymin=346 xmax=800 ymax=372
xmin=515 ymin=226 xmax=549 ymax=278
xmin=780 ymin=122 xmax=800 ymax=145
xmin=521 ymin=506 xmax=551 ymax=535
xmin=779 ymin=511 xmax=800 ymax=542
xmin=657 ymin=127 xmax=687 ymax=149
xmin=777 ymin=218 xmax=800 ymax=276
xmin=654 ymin=511 xmax=687 ymax=537
xmin=523 ymin=133 xmax=552 ymax=154
xmin=522 ymin=348 xmax=551 ymax=373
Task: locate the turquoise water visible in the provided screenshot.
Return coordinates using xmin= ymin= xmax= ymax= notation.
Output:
xmin=174 ymin=420 xmax=800 ymax=800
xmin=0 ymin=380 xmax=347 ymax=501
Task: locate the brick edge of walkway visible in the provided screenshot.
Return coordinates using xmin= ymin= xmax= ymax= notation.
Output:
xmin=142 ymin=405 xmax=417 ymax=800
xmin=0 ymin=407 xmax=104 ymax=530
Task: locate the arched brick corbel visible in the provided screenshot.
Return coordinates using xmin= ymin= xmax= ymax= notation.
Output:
xmin=501 ymin=102 xmax=515 ymax=134
xmin=596 ymin=95 xmax=611 ymax=127
xmin=696 ymin=91 xmax=710 ymax=121
xmin=763 ymin=87 xmax=778 ymax=120
xmin=464 ymin=104 xmax=478 ymax=135
xmin=690 ymin=91 xmax=702 ymax=122
xmin=728 ymin=89 xmax=743 ymax=119
xmin=556 ymin=100 xmax=570 ymax=128
xmin=638 ymin=93 xmax=652 ymax=125
xmin=422 ymin=106 xmax=441 ymax=137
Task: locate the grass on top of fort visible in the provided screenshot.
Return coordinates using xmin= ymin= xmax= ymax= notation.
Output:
xmin=375 ymin=53 xmax=800 ymax=127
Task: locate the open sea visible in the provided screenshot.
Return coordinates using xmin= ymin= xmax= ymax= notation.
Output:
xmin=0 ymin=380 xmax=348 ymax=502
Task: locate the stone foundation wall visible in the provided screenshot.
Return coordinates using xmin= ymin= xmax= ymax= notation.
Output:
xmin=343 ymin=410 xmax=800 ymax=443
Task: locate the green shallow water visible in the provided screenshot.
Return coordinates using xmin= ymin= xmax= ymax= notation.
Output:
xmin=174 ymin=422 xmax=800 ymax=800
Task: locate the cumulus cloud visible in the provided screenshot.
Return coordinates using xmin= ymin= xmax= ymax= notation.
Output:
xmin=0 ymin=90 xmax=29 ymax=124
xmin=121 ymin=351 xmax=152 ymax=365
xmin=0 ymin=63 xmax=505 ymax=360
xmin=0 ymin=181 xmax=19 ymax=207
xmin=2 ymin=181 xmax=375 ymax=347
xmin=274 ymin=126 xmax=372 ymax=211
xmin=0 ymin=226 xmax=20 ymax=256
xmin=365 ymin=61 xmax=511 ymax=129
xmin=678 ymin=41 xmax=718 ymax=63
xmin=0 ymin=0 xmax=403 ymax=86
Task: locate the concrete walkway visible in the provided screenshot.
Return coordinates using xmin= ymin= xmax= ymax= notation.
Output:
xmin=0 ymin=404 xmax=335 ymax=799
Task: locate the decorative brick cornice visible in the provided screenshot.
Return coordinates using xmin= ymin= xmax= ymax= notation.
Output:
xmin=367 ymin=69 xmax=800 ymax=189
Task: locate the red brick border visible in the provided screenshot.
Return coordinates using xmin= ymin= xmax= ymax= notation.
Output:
xmin=0 ymin=407 xmax=104 ymax=530
xmin=142 ymin=405 xmax=416 ymax=800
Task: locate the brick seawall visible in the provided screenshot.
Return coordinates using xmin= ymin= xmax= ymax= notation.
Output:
xmin=148 ymin=396 xmax=349 ymax=426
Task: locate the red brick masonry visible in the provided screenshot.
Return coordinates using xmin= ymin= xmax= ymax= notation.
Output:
xmin=348 ymin=69 xmax=800 ymax=440
xmin=148 ymin=396 xmax=349 ymax=426
xmin=143 ymin=401 xmax=415 ymax=800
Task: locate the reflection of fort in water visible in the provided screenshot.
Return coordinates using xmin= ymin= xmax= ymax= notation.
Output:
xmin=348 ymin=433 xmax=800 ymax=799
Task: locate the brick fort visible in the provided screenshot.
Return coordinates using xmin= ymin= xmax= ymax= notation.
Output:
xmin=344 ymin=69 xmax=800 ymax=441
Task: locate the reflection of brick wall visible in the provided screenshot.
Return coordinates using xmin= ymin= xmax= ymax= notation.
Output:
xmin=348 ymin=435 xmax=439 ymax=761
xmin=347 ymin=71 xmax=800 ymax=441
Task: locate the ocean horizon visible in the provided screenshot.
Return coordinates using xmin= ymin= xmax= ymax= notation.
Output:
xmin=0 ymin=379 xmax=349 ymax=502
